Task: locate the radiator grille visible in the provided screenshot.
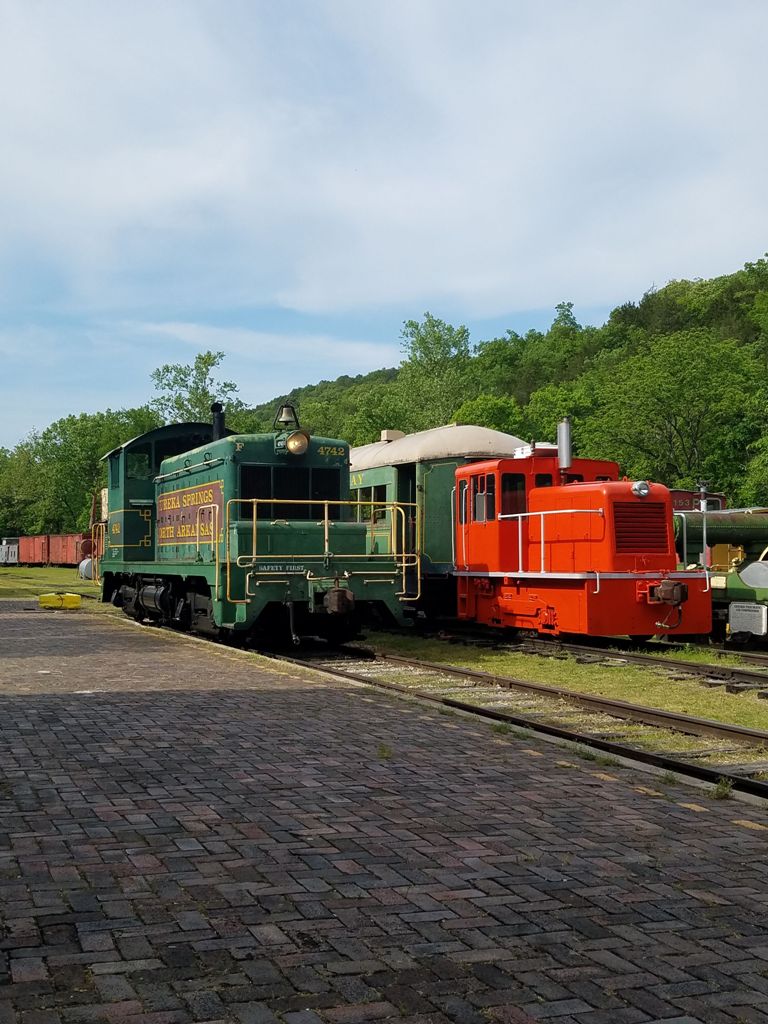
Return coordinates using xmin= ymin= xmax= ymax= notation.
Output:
xmin=613 ymin=502 xmax=669 ymax=553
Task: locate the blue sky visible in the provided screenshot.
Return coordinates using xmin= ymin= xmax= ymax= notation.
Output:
xmin=1 ymin=0 xmax=766 ymax=446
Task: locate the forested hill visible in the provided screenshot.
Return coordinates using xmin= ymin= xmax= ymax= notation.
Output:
xmin=2 ymin=256 xmax=768 ymax=534
xmin=254 ymin=256 xmax=768 ymax=507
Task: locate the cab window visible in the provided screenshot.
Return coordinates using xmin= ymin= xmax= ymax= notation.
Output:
xmin=241 ymin=465 xmax=272 ymax=519
xmin=472 ymin=475 xmax=486 ymax=522
xmin=354 ymin=486 xmax=373 ymax=521
xmin=372 ymin=485 xmax=388 ymax=523
xmin=311 ymin=468 xmax=340 ymax=505
xmin=273 ymin=467 xmax=310 ymax=519
xmin=471 ymin=474 xmax=497 ymax=522
xmin=501 ymin=473 xmax=526 ymax=516
xmin=535 ymin=473 xmax=553 ymax=488
xmin=458 ymin=480 xmax=468 ymax=524
xmin=126 ymin=445 xmax=152 ymax=480
xmin=486 ymin=475 xmax=496 ymax=520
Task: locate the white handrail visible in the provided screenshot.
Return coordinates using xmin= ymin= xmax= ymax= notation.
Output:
xmin=497 ymin=508 xmax=605 ymax=520
xmin=498 ymin=507 xmax=604 ymax=573
xmin=450 ymin=487 xmax=456 ymax=567
xmin=673 ymin=510 xmax=710 ymax=567
xmin=673 ymin=512 xmax=689 ymax=566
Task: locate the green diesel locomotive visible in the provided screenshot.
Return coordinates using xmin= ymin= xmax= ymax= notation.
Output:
xmin=95 ymin=404 xmax=419 ymax=643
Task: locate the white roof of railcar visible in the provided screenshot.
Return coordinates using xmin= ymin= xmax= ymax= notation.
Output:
xmin=350 ymin=424 xmax=527 ymax=470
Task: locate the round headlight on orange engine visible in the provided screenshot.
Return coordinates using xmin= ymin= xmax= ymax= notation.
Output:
xmin=286 ymin=430 xmax=309 ymax=455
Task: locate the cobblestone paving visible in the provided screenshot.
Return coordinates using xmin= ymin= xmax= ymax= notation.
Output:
xmin=2 ymin=603 xmax=768 ymax=1024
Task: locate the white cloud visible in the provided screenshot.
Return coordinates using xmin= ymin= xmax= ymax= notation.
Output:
xmin=132 ymin=321 xmax=399 ymax=370
xmin=1 ymin=0 xmax=766 ymax=444
xmin=0 ymin=0 xmax=764 ymax=318
xmin=0 ymin=318 xmax=400 ymax=445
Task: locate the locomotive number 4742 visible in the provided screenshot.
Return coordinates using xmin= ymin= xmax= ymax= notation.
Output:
xmin=317 ymin=445 xmax=345 ymax=457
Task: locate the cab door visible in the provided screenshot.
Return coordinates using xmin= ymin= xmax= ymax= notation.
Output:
xmin=465 ymin=472 xmax=498 ymax=571
xmin=457 ymin=478 xmax=469 ymax=569
xmin=499 ymin=472 xmax=528 ymax=572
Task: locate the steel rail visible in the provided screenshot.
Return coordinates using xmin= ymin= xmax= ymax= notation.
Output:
xmin=420 ymin=621 xmax=768 ymax=685
xmin=271 ymin=650 xmax=768 ymax=800
xmin=376 ymin=653 xmax=768 ymax=745
xmin=411 ymin=619 xmax=768 ymax=682
xmin=514 ymin=636 xmax=768 ymax=687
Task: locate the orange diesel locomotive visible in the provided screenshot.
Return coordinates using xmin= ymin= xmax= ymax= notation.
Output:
xmin=454 ymin=422 xmax=711 ymax=638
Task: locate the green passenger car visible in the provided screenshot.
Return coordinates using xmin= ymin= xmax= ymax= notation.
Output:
xmin=96 ymin=406 xmax=418 ymax=643
xmin=350 ymin=424 xmax=525 ymax=615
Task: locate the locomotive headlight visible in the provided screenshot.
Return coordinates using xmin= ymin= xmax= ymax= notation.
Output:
xmin=286 ymin=430 xmax=310 ymax=455
xmin=631 ymin=480 xmax=651 ymax=498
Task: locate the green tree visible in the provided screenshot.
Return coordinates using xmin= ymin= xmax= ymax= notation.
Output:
xmin=390 ymin=313 xmax=477 ymax=430
xmin=453 ymin=394 xmax=529 ymax=438
xmin=5 ymin=407 xmax=161 ymax=534
xmin=553 ymin=300 xmax=579 ymax=330
xmin=472 ymin=332 xmax=524 ymax=400
xmin=578 ymin=329 xmax=767 ymax=493
xmin=150 ymin=350 xmax=245 ymax=423
xmin=0 ymin=444 xmax=41 ymax=535
xmin=741 ymin=438 xmax=768 ymax=506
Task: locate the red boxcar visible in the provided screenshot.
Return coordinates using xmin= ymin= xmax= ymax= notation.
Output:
xmin=49 ymin=533 xmax=88 ymax=565
xmin=19 ymin=535 xmax=50 ymax=565
xmin=18 ymin=533 xmax=89 ymax=565
xmin=455 ymin=448 xmax=712 ymax=639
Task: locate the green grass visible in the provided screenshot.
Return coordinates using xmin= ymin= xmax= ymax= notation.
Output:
xmin=574 ymin=748 xmax=621 ymax=766
xmin=364 ymin=632 xmax=768 ymax=734
xmin=0 ymin=566 xmax=102 ymax=601
xmin=711 ymin=777 xmax=734 ymax=800
xmin=640 ymin=642 xmax=746 ymax=668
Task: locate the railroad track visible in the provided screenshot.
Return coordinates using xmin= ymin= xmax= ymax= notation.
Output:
xmin=420 ymin=626 xmax=768 ymax=694
xmin=513 ymin=637 xmax=768 ymax=693
xmin=265 ymin=646 xmax=768 ymax=801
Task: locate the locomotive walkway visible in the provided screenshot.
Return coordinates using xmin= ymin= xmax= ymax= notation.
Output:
xmin=2 ymin=603 xmax=768 ymax=1024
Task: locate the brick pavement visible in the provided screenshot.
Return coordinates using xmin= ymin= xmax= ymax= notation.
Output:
xmin=2 ymin=602 xmax=768 ymax=1024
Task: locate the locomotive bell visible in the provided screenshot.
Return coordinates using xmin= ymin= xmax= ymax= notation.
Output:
xmin=275 ymin=403 xmax=300 ymax=429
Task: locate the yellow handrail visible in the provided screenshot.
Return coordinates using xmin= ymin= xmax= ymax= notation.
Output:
xmin=194 ymin=503 xmax=220 ymax=600
xmin=91 ymin=522 xmax=105 ymax=584
xmin=225 ymin=498 xmax=421 ymax=606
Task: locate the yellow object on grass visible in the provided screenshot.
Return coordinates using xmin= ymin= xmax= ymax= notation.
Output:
xmin=38 ymin=592 xmax=82 ymax=610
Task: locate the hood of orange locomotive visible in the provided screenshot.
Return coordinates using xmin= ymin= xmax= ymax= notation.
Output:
xmin=527 ymin=478 xmax=678 ymax=575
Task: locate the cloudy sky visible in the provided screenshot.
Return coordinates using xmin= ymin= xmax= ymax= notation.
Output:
xmin=0 ymin=0 xmax=765 ymax=446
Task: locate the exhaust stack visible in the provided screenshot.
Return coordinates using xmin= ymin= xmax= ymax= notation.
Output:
xmin=557 ymin=416 xmax=572 ymax=471
xmin=211 ymin=402 xmax=225 ymax=441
